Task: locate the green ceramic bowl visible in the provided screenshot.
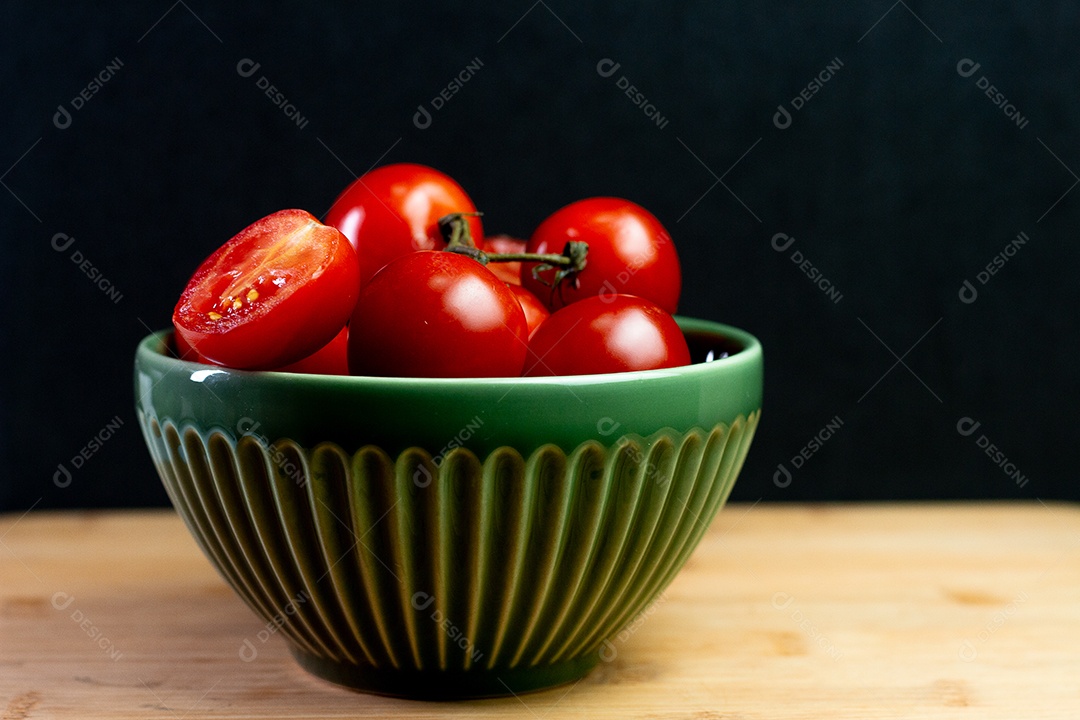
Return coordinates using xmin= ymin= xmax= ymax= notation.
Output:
xmin=134 ymin=317 xmax=762 ymax=699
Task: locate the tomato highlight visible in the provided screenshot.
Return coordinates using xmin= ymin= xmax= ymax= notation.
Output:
xmin=325 ymin=163 xmax=483 ymax=287
xmin=348 ymin=252 xmax=528 ymax=378
xmin=521 ymin=197 xmax=681 ymax=314
xmin=523 ymin=295 xmax=690 ymax=376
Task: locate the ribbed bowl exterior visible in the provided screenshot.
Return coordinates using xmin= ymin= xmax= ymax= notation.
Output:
xmin=139 ymin=413 xmax=758 ymax=695
xmin=134 ymin=320 xmax=762 ymax=697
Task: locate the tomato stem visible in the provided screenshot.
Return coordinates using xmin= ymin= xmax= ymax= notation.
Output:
xmin=438 ymin=213 xmax=588 ymax=282
xmin=439 ymin=212 xmax=484 ymax=249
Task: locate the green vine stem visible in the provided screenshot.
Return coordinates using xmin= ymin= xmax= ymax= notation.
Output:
xmin=437 ymin=213 xmax=588 ymax=287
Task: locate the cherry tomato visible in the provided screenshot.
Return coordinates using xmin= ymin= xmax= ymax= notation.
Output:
xmin=521 ymin=198 xmax=681 ymax=314
xmin=523 ymin=295 xmax=690 ymax=377
xmin=172 ymin=328 xmax=215 ymax=365
xmin=349 ymin=251 xmax=528 ymax=378
xmin=506 ymin=283 xmax=549 ymax=338
xmin=275 ymin=326 xmax=349 ymax=375
xmin=481 ymin=235 xmax=526 ymax=285
xmin=174 ymin=319 xmax=349 ymax=374
xmin=325 ymin=163 xmax=483 ymax=286
xmin=173 ymin=209 xmax=360 ymax=370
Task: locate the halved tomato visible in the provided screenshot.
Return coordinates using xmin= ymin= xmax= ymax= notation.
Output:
xmin=173 ymin=209 xmax=359 ymax=369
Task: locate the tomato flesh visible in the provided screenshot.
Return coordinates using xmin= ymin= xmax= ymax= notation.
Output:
xmin=173 ymin=209 xmax=359 ymax=369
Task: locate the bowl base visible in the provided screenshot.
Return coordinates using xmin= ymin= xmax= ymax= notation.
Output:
xmin=289 ymin=645 xmax=600 ymax=700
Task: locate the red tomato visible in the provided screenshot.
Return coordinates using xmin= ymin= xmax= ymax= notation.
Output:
xmin=506 ymin=283 xmax=549 ymax=338
xmin=521 ymin=198 xmax=681 ymax=314
xmin=174 ymin=321 xmax=349 ymax=374
xmin=173 ymin=209 xmax=360 ymax=370
xmin=481 ymin=235 xmax=527 ymax=285
xmin=172 ymin=328 xmax=215 ymax=365
xmin=275 ymin=326 xmax=349 ymax=375
xmin=325 ymin=163 xmax=483 ymax=286
xmin=349 ymin=252 xmax=528 ymax=378
xmin=523 ymin=295 xmax=690 ymax=377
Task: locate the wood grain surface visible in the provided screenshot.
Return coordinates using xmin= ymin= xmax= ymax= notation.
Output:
xmin=2 ymin=503 xmax=1079 ymax=719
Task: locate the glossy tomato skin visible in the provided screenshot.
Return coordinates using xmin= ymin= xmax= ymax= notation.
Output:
xmin=325 ymin=163 xmax=483 ymax=286
xmin=523 ymin=294 xmax=690 ymax=377
xmin=275 ymin=326 xmax=349 ymax=375
xmin=173 ymin=209 xmax=360 ymax=370
xmin=521 ymin=197 xmax=681 ymax=314
xmin=506 ymin=283 xmax=549 ymax=338
xmin=172 ymin=328 xmax=216 ymax=365
xmin=349 ymin=252 xmax=528 ymax=378
xmin=174 ymin=316 xmax=349 ymax=374
xmin=481 ymin=235 xmax=526 ymax=285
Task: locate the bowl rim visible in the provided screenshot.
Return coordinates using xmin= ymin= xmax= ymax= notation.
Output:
xmin=136 ymin=316 xmax=761 ymax=388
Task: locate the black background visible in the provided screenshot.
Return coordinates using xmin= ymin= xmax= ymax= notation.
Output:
xmin=1 ymin=2 xmax=1076 ymax=511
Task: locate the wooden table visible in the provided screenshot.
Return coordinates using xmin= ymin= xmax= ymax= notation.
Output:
xmin=3 ymin=503 xmax=1079 ymax=719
